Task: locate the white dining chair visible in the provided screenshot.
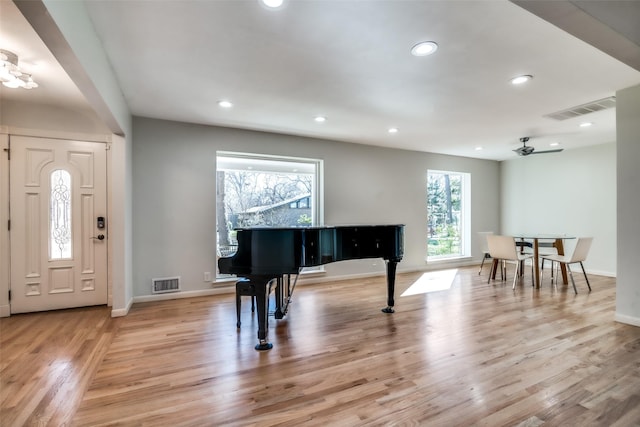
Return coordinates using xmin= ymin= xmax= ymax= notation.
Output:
xmin=538 ymin=239 xmax=558 ymax=281
xmin=537 ymin=239 xmax=558 ymax=256
xmin=477 ymin=231 xmax=493 ymax=275
xmin=540 ymin=237 xmax=593 ymax=293
xmin=486 ymin=235 xmax=534 ymax=289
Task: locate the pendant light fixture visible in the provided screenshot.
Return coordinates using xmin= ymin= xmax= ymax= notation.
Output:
xmin=0 ymin=49 xmax=38 ymax=89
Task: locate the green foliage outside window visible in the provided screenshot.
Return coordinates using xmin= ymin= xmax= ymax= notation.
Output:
xmin=427 ymin=172 xmax=463 ymax=258
xmin=297 ymin=214 xmax=312 ymax=225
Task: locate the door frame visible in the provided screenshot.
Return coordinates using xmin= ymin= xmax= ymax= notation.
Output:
xmin=0 ymin=127 xmax=114 ymax=317
xmin=0 ymin=132 xmax=9 ymax=316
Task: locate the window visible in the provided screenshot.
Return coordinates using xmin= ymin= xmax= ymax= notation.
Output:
xmin=427 ymin=170 xmax=470 ymax=260
xmin=50 ymin=169 xmax=72 ymax=260
xmin=216 ymin=152 xmax=322 ymax=273
xmin=289 ymin=196 xmax=309 ymax=209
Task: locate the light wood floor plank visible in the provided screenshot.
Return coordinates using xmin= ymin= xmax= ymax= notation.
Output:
xmin=2 ymin=267 xmax=640 ymax=426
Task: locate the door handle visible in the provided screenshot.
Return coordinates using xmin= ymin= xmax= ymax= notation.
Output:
xmin=92 ymin=234 xmax=105 ymax=241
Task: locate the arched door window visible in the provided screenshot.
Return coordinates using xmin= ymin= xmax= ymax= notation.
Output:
xmin=50 ymin=169 xmax=72 ymax=260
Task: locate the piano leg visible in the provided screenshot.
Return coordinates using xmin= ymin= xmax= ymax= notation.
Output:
xmin=382 ymin=260 xmax=398 ymax=314
xmin=274 ymin=274 xmax=297 ymax=319
xmin=253 ymin=277 xmax=273 ymax=351
xmin=274 ymin=276 xmax=285 ymax=319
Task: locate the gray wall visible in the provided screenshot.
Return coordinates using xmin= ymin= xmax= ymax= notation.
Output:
xmin=500 ymin=142 xmax=617 ymax=276
xmin=132 ymin=117 xmax=500 ymax=297
xmin=0 ymin=100 xmax=111 ymax=135
xmin=616 ymin=83 xmax=640 ymax=326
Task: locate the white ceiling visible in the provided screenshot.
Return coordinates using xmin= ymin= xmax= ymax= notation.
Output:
xmin=2 ymin=0 xmax=640 ymax=161
xmin=0 ymin=1 xmax=89 ymax=109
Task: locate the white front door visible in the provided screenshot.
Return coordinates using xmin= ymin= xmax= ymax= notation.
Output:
xmin=9 ymin=136 xmax=108 ymax=314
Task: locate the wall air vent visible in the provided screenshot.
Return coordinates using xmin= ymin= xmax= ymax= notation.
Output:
xmin=544 ymin=96 xmax=616 ymax=121
xmin=152 ymin=276 xmax=181 ymax=294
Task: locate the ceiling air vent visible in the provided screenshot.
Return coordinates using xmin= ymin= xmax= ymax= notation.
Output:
xmin=544 ymin=96 xmax=616 ymax=121
xmin=152 ymin=276 xmax=181 ymax=294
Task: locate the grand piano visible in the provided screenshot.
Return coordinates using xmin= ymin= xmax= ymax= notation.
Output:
xmin=218 ymin=224 xmax=404 ymax=350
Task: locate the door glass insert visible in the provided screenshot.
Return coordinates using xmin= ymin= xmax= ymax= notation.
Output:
xmin=50 ymin=169 xmax=72 ymax=259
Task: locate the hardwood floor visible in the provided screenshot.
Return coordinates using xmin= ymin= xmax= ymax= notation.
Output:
xmin=2 ymin=267 xmax=640 ymax=426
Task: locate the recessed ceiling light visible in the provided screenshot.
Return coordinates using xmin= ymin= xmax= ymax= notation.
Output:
xmin=510 ymin=75 xmax=533 ymax=85
xmin=580 ymin=122 xmax=593 ymax=127
xmin=411 ymin=41 xmax=438 ymax=57
xmin=388 ymin=127 xmax=399 ymax=134
xmin=218 ymin=100 xmax=233 ymax=108
xmin=261 ymin=0 xmax=284 ymax=8
xmin=314 ymin=116 xmax=326 ymax=123
xmin=475 ymin=146 xmax=483 ymax=151
xmin=550 ymin=142 xmax=560 ymax=147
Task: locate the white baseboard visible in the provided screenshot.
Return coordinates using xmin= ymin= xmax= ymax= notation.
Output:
xmin=475 ymin=259 xmax=617 ymax=279
xmin=614 ymin=313 xmax=640 ymax=327
xmin=111 ymin=298 xmax=134 ymax=317
xmin=132 ymin=286 xmax=235 ymax=304
xmin=129 ymin=262 xmax=474 ymax=306
xmin=122 ymin=260 xmax=513 ymax=311
xmin=586 ymin=269 xmax=616 ymax=278
xmin=2 ymin=261 xmax=614 ymax=319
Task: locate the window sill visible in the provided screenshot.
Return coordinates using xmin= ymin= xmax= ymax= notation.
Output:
xmin=426 ymin=256 xmax=473 ymax=265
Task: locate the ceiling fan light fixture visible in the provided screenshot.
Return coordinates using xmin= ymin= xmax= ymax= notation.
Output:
xmin=0 ymin=49 xmax=38 ymax=90
xmin=510 ymin=75 xmax=532 ymax=85
xmin=514 ymin=136 xmax=563 ymax=156
xmin=514 ymin=145 xmax=535 ymax=156
xmin=411 ymin=41 xmax=438 ymax=57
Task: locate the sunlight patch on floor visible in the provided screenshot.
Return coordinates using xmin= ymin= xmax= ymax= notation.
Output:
xmin=401 ymin=269 xmax=458 ymax=296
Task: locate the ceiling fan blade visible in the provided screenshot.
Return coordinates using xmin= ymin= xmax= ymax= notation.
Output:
xmin=529 ymin=149 xmax=564 ymax=155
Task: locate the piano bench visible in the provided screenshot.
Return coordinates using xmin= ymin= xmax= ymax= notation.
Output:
xmin=235 ymin=278 xmax=274 ymax=328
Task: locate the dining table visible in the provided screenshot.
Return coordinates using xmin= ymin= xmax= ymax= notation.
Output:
xmin=512 ymin=234 xmax=576 ymax=288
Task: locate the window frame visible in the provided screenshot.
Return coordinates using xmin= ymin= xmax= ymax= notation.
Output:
xmin=426 ymin=169 xmax=471 ymax=262
xmin=215 ymin=151 xmax=324 ymax=278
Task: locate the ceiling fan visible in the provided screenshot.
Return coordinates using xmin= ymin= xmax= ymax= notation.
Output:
xmin=513 ymin=137 xmax=564 ymax=156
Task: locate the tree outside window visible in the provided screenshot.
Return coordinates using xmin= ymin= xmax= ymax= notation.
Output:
xmin=427 ymin=170 xmax=468 ymax=259
xmin=216 ymin=153 xmax=320 ymax=267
